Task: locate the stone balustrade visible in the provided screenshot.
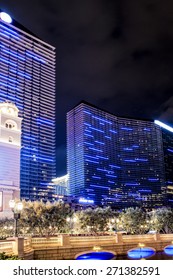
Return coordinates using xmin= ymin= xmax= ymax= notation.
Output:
xmin=0 ymin=233 xmax=173 ymax=260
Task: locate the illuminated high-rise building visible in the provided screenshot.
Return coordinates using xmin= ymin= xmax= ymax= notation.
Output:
xmin=67 ymin=101 xmax=166 ymax=208
xmin=154 ymin=120 xmax=173 ymax=206
xmin=0 ymin=11 xmax=56 ymax=201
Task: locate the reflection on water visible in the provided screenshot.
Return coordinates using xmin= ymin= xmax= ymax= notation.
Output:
xmin=128 ymin=247 xmax=155 ymax=259
xmin=117 ymin=251 xmax=173 ymax=260
xmin=76 ymin=251 xmax=116 ymax=260
xmin=164 ymin=245 xmax=173 ymax=256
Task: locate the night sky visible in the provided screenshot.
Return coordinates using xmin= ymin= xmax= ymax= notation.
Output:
xmin=1 ymin=0 xmax=173 ymax=176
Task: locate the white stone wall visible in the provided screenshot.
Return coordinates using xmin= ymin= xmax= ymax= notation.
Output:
xmin=0 ymin=102 xmax=22 ymax=218
xmin=0 ymin=144 xmax=21 ymax=188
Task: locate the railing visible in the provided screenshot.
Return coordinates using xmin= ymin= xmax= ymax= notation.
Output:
xmin=160 ymin=234 xmax=173 ymax=242
xmin=69 ymin=235 xmax=116 ymax=247
xmin=1 ymin=233 xmax=173 ymax=257
xmin=69 ymin=236 xmax=115 ymax=246
xmin=0 ymin=240 xmax=14 ymax=254
xmin=122 ymin=234 xmax=154 ymax=243
xmin=31 ymin=236 xmax=62 ymax=248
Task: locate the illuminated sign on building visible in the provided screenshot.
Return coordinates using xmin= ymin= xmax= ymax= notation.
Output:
xmin=79 ymin=198 xmax=94 ymax=204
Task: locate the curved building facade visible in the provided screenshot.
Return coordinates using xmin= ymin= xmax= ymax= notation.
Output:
xmin=67 ymin=101 xmax=166 ymax=208
xmin=0 ymin=11 xmax=56 ymax=201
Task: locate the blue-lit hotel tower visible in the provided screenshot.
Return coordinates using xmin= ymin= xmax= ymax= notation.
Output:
xmin=154 ymin=120 xmax=173 ymax=206
xmin=67 ymin=101 xmax=166 ymax=208
xmin=0 ymin=11 xmax=56 ymax=201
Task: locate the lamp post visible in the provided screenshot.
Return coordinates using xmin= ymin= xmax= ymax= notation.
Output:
xmin=9 ymin=200 xmax=23 ymax=237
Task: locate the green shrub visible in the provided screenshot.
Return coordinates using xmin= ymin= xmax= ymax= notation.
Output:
xmin=0 ymin=252 xmax=19 ymax=260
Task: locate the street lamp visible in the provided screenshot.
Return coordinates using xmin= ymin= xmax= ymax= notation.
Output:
xmin=9 ymin=200 xmax=23 ymax=237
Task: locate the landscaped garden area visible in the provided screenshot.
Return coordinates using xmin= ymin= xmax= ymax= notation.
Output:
xmin=0 ymin=200 xmax=173 ymax=239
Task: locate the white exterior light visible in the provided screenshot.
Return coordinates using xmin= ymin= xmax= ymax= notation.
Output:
xmin=9 ymin=199 xmax=15 ymax=209
xmin=154 ymin=120 xmax=173 ymax=133
xmin=17 ymin=202 xmax=23 ymax=211
xmin=0 ymin=12 xmax=12 ymax=24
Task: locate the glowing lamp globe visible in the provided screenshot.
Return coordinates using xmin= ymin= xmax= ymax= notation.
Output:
xmin=0 ymin=12 xmax=12 ymax=23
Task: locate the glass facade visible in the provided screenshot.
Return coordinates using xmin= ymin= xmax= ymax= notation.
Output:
xmin=161 ymin=128 xmax=173 ymax=206
xmin=0 ymin=13 xmax=56 ymax=201
xmin=67 ymin=102 xmax=166 ymax=208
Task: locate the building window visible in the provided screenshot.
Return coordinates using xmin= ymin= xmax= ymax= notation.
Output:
xmin=5 ymin=120 xmax=17 ymax=129
xmin=8 ymin=136 xmax=13 ymax=143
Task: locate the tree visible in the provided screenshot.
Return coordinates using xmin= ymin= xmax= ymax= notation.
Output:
xmin=75 ymin=207 xmax=115 ymax=233
xmin=18 ymin=200 xmax=72 ymax=236
xmin=118 ymin=207 xmax=148 ymax=234
xmin=148 ymin=208 xmax=173 ymax=233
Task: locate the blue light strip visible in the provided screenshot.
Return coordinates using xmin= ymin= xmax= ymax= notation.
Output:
xmin=84 ymin=142 xmax=94 ymax=146
xmin=121 ymin=127 xmax=133 ymax=131
xmin=97 ymin=168 xmax=114 ymax=173
xmin=109 ymin=129 xmax=117 ymax=134
xmin=0 ymin=31 xmax=8 ymax=38
xmin=125 ymin=183 xmax=140 ymax=186
xmin=23 ymin=147 xmax=38 ymax=151
xmin=96 ymin=156 xmax=108 ymax=160
xmin=92 ymin=116 xmax=112 ymax=124
xmin=90 ymin=184 xmax=110 ymax=189
xmin=84 ymin=122 xmax=91 ymax=126
xmin=105 ymin=136 xmax=111 ymax=139
xmin=84 ymin=133 xmax=94 ymax=138
xmin=94 ymin=140 xmax=105 ymax=145
xmin=136 ymin=158 xmax=148 ymax=162
xmin=0 ymin=82 xmax=20 ymax=90
xmin=92 ymin=176 xmax=101 ymax=179
xmin=0 ymin=57 xmax=17 ymax=66
xmin=26 ymin=51 xmax=45 ymax=63
xmin=3 ymin=49 xmax=25 ymax=61
xmin=85 ymin=155 xmax=98 ymax=159
xmin=167 ymin=149 xmax=173 ymax=153
xmin=0 ymin=24 xmax=19 ymax=36
xmin=123 ymin=148 xmax=133 ymax=151
xmin=0 ymin=74 xmax=19 ymax=84
xmin=109 ymin=164 xmax=121 ymax=169
xmin=37 ymin=118 xmax=54 ymax=125
xmin=3 ymin=30 xmax=19 ymax=39
xmin=138 ymin=189 xmax=152 ymax=192
xmin=23 ymin=136 xmax=36 ymax=141
xmin=106 ymin=174 xmax=117 ymax=178
xmin=89 ymin=147 xmax=103 ymax=152
xmin=90 ymin=127 xmax=104 ymax=133
xmin=148 ymin=178 xmax=159 ymax=181
xmin=10 ymin=69 xmax=31 ymax=79
xmin=83 ymin=110 xmax=91 ymax=115
xmin=85 ymin=159 xmax=99 ymax=164
xmin=124 ymin=159 xmax=136 ymax=162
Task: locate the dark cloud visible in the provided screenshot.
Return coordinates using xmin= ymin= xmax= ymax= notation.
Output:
xmin=1 ymin=0 xmax=173 ymax=175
